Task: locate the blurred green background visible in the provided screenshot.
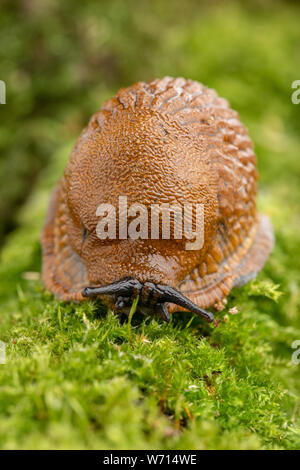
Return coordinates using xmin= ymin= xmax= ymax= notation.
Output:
xmin=0 ymin=0 xmax=300 ymax=450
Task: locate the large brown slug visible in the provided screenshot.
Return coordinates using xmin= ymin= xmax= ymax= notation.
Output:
xmin=41 ymin=77 xmax=274 ymax=323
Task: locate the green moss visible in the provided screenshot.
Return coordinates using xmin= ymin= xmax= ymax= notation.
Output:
xmin=0 ymin=0 xmax=299 ymax=450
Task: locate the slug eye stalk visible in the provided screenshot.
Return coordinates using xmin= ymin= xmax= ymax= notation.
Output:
xmin=82 ymin=278 xmax=214 ymax=323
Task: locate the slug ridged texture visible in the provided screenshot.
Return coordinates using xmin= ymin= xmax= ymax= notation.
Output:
xmin=41 ymin=77 xmax=274 ymax=309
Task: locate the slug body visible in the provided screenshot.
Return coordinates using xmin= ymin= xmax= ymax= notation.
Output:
xmin=41 ymin=77 xmax=274 ymax=322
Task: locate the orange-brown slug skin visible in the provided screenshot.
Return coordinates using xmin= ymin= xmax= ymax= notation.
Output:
xmin=41 ymin=77 xmax=274 ymax=312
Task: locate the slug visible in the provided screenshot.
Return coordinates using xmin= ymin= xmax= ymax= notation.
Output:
xmin=41 ymin=77 xmax=274 ymax=323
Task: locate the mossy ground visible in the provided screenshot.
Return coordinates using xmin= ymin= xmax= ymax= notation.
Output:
xmin=0 ymin=0 xmax=299 ymax=449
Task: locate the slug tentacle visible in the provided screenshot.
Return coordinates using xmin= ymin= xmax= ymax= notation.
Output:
xmin=156 ymin=303 xmax=170 ymax=323
xmin=82 ymin=279 xmax=214 ymax=323
xmin=82 ymin=278 xmax=142 ymax=298
xmin=154 ymin=285 xmax=214 ymax=323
